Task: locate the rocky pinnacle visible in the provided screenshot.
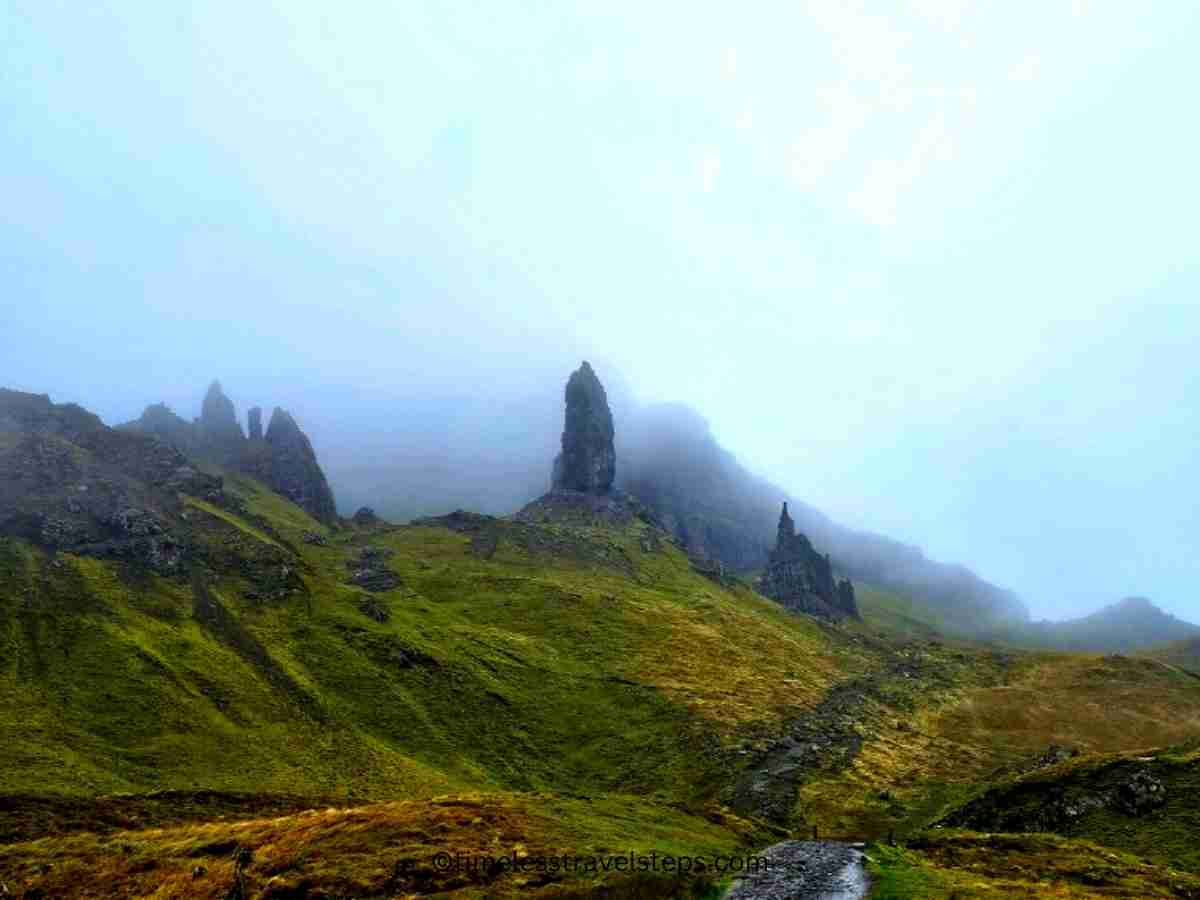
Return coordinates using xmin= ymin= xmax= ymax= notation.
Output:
xmin=247 ymin=406 xmax=263 ymax=442
xmin=198 ymin=380 xmax=245 ymax=459
xmin=551 ymin=361 xmax=616 ymax=494
xmin=263 ymin=407 xmax=338 ymax=524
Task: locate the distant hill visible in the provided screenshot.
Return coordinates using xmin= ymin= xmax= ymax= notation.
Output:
xmin=985 ymin=597 xmax=1200 ymax=652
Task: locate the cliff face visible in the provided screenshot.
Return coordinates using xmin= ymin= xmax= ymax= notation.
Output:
xmin=260 ymin=407 xmax=338 ymax=525
xmin=758 ymin=502 xmax=859 ymax=621
xmin=551 ymin=361 xmax=615 ymax=494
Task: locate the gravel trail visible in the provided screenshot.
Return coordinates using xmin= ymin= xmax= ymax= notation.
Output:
xmin=724 ymin=841 xmax=869 ymax=900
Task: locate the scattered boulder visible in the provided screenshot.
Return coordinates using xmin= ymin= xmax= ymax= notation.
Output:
xmin=301 ymin=531 xmax=327 ymax=546
xmin=358 ymin=595 xmax=391 ymax=623
xmin=1035 ymin=745 xmax=1079 ymax=769
xmin=1118 ymin=769 xmax=1166 ymax=815
xmin=345 ymin=546 xmax=401 ymax=592
xmin=551 ymin=361 xmax=615 ymax=494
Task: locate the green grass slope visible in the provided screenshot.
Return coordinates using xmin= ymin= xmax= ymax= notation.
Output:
xmin=936 ymin=742 xmax=1200 ymax=876
xmin=1143 ymin=637 xmax=1200 ymax=675
xmin=7 ymin=466 xmax=1200 ymax=896
xmin=0 ymin=469 xmax=866 ymax=805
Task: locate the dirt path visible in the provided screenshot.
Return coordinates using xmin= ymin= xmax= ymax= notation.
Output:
xmin=724 ymin=841 xmax=869 ymax=900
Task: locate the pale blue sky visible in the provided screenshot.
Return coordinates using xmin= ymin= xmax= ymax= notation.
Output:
xmin=3 ymin=1 xmax=1198 ymax=619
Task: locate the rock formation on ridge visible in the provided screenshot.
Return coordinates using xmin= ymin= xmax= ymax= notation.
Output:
xmin=259 ymin=407 xmax=338 ymax=525
xmin=197 ymin=380 xmax=246 ymax=461
xmin=551 ymin=361 xmax=615 ymax=494
xmin=118 ymin=401 xmax=200 ymax=458
xmin=518 ymin=362 xmax=659 ymax=527
xmin=247 ymin=406 xmax=263 ymax=442
xmin=121 ymin=382 xmax=338 ymax=525
xmin=758 ymin=502 xmax=859 ymax=621
xmin=0 ymin=388 xmax=221 ymax=571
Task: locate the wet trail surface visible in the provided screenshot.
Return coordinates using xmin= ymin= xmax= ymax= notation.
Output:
xmin=724 ymin=841 xmax=869 ymax=900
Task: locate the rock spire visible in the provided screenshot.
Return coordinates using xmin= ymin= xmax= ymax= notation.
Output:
xmin=247 ymin=406 xmax=263 ymax=442
xmin=198 ymin=380 xmax=245 ymax=457
xmin=759 ymin=501 xmax=859 ymax=621
xmin=262 ymin=407 xmax=338 ymax=524
xmin=551 ymin=361 xmax=616 ymax=494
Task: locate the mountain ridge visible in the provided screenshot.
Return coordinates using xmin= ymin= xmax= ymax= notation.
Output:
xmin=982 ymin=595 xmax=1200 ymax=652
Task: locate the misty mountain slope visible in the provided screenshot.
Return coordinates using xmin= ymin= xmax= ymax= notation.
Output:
xmin=982 ymin=596 xmax=1200 ymax=652
xmin=617 ymin=403 xmax=1028 ymax=633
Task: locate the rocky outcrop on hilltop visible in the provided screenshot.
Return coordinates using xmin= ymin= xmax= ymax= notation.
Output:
xmin=197 ymin=381 xmax=246 ymax=461
xmin=758 ymin=503 xmax=859 ymax=622
xmin=551 ymin=361 xmax=615 ymax=494
xmin=0 ymin=389 xmax=221 ymax=571
xmin=520 ymin=363 xmax=655 ymax=530
xmin=122 ymin=382 xmax=338 ymax=525
xmin=941 ymin=755 xmax=1170 ymax=835
xmin=121 ymin=402 xmax=201 ymax=458
xmin=259 ymin=408 xmax=338 ymax=525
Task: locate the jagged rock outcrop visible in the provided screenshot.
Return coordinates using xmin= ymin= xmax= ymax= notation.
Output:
xmin=758 ymin=502 xmax=859 ymax=621
xmin=247 ymin=406 xmax=263 ymax=442
xmin=0 ymin=389 xmax=221 ymax=571
xmin=119 ymin=402 xmax=201 ymax=457
xmin=257 ymin=407 xmax=337 ymax=525
xmin=122 ymin=382 xmax=338 ymax=526
xmin=941 ymin=759 xmax=1168 ymax=834
xmin=551 ymin=361 xmax=615 ymax=494
xmin=345 ymin=546 xmax=402 ymax=592
xmin=122 ymin=382 xmax=246 ymax=464
xmin=197 ymin=381 xmax=245 ymax=461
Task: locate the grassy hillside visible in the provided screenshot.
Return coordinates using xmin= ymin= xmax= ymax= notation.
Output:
xmin=868 ymin=832 xmax=1200 ymax=898
xmin=1144 ymin=637 xmax=1200 ymax=675
xmin=854 ymin=583 xmax=949 ymax=640
xmin=797 ymin=652 xmax=1200 ymax=840
xmin=0 ymin=469 xmax=870 ymax=803
xmin=936 ymin=742 xmax=1200 ymax=875
xmin=6 ymin=458 xmax=1200 ymax=895
xmin=0 ymin=792 xmax=769 ymax=899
